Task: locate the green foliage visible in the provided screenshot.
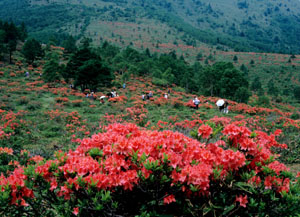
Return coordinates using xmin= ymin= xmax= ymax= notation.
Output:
xmin=0 ymin=20 xmax=26 ymax=63
xmin=251 ymin=76 xmax=263 ymax=92
xmin=235 ymin=86 xmax=251 ymax=103
xmin=22 ymin=38 xmax=43 ymax=64
xmin=267 ymin=79 xmax=279 ymax=97
xmin=62 ymin=35 xmax=77 ymax=54
xmin=2 ymin=0 xmax=300 ymax=53
xmin=197 ymin=62 xmax=249 ymax=101
xmin=65 ymin=43 xmax=114 ymax=91
xmin=256 ymin=95 xmax=271 ymax=107
xmin=294 ymin=86 xmax=300 ymax=102
xmin=43 ymin=53 xmax=63 ymax=83
xmin=233 ymin=55 xmax=238 ymax=62
xmin=152 ymin=77 xmax=169 ymax=87
xmin=26 ymin=101 xmax=42 ymax=111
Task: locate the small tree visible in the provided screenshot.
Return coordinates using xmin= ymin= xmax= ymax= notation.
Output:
xmin=22 ymin=38 xmax=43 ymax=64
xmin=42 ymin=53 xmax=62 ymax=84
xmin=76 ymin=59 xmax=112 ymax=91
xmin=251 ymin=76 xmax=262 ymax=92
xmin=62 ymin=35 xmax=77 ymax=54
xmin=196 ymin=52 xmax=203 ymax=61
xmin=233 ymin=55 xmax=238 ymax=62
xmin=267 ymin=79 xmax=279 ymax=96
xmin=65 ymin=45 xmax=114 ymax=91
xmin=234 ymin=86 xmax=251 ymax=103
xmin=294 ymin=86 xmax=300 ymax=102
xmin=3 ymin=22 xmax=19 ymax=63
xmin=240 ymin=64 xmax=248 ymax=74
xmin=0 ymin=29 xmax=5 ymax=59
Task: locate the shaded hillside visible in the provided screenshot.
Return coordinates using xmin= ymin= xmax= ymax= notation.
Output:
xmin=1 ymin=0 xmax=300 ymax=53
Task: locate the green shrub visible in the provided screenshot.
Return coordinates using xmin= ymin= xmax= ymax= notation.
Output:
xmin=26 ymin=101 xmax=42 ymax=110
xmin=152 ymin=77 xmax=169 ymax=87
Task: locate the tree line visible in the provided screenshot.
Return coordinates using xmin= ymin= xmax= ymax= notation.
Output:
xmin=0 ymin=20 xmax=27 ymax=63
xmin=41 ymin=37 xmax=250 ymax=102
xmin=2 ymin=19 xmax=299 ymax=104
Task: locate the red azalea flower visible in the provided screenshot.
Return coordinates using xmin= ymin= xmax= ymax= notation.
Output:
xmin=236 ymin=195 xmax=248 ymax=208
xmin=198 ymin=124 xmax=213 ymax=139
xmin=73 ymin=207 xmax=79 ymax=216
xmin=164 ymin=194 xmax=176 ymax=204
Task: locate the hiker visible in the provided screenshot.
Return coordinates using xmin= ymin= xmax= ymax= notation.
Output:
xmin=193 ymin=96 xmax=200 ymax=109
xmin=86 ymin=93 xmax=89 ymax=98
xmin=223 ymin=101 xmax=229 ymax=114
xmin=25 ymin=71 xmax=29 ymax=77
xmin=164 ymin=93 xmax=168 ymax=99
xmin=142 ymin=94 xmax=145 ymax=101
xmin=111 ymin=91 xmax=115 ymax=98
xmin=149 ymin=91 xmax=153 ymax=99
xmin=100 ymin=96 xmax=106 ymax=104
xmin=123 ymin=83 xmax=126 ymax=89
xmin=168 ymin=89 xmax=171 ymax=94
xmin=90 ymin=92 xmax=95 ymax=100
xmin=216 ymin=99 xmax=228 ymax=113
xmin=107 ymin=92 xmax=113 ymax=98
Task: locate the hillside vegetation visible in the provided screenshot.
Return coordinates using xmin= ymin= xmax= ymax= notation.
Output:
xmin=1 ymin=0 xmax=300 ymax=54
xmin=0 ymin=6 xmax=299 ymax=217
xmin=0 ymin=45 xmax=299 ymax=216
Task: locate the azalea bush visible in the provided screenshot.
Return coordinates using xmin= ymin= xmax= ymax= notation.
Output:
xmin=0 ymin=121 xmax=299 ymax=216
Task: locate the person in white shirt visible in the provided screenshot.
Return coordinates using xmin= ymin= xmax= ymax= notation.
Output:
xmin=193 ymin=96 xmax=200 ymax=109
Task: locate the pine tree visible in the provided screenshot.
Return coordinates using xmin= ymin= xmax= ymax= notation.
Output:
xmin=64 ymin=45 xmax=114 ymax=91
xmin=22 ymin=38 xmax=44 ymax=64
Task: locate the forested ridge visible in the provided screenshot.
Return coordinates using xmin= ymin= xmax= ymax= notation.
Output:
xmin=1 ymin=0 xmax=300 ymax=54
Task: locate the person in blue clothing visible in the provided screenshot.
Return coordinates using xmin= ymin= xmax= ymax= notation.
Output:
xmin=123 ymin=83 xmax=126 ymax=89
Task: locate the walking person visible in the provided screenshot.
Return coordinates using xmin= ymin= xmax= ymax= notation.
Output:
xmin=193 ymin=96 xmax=200 ymax=109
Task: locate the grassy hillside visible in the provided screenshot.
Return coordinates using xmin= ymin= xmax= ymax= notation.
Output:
xmin=1 ymin=0 xmax=300 ymax=53
xmin=0 ymin=48 xmax=299 ymax=165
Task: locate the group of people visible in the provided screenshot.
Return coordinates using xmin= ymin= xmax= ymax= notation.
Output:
xmin=107 ymin=91 xmax=119 ymax=98
xmin=82 ymin=84 xmax=229 ymax=114
xmin=192 ymin=96 xmax=229 ymax=113
xmin=141 ymin=89 xmax=171 ymax=101
xmin=142 ymin=91 xmax=153 ymax=101
xmin=86 ymin=92 xmax=96 ymax=100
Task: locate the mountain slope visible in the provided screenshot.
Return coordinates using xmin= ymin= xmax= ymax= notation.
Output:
xmin=0 ymin=0 xmax=300 ymax=53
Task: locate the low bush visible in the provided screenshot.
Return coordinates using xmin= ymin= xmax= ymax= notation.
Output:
xmin=26 ymin=101 xmax=42 ymax=110
xmin=0 ymin=122 xmax=299 ymax=216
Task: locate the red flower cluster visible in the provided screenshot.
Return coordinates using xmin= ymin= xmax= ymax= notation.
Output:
xmin=0 ymin=119 xmax=292 ymax=210
xmin=197 ymin=124 xmax=213 ymax=139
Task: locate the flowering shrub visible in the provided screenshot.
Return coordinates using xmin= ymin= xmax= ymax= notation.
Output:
xmin=0 ymin=122 xmax=298 ymax=216
xmin=55 ymin=97 xmax=69 ymax=103
xmin=71 ymin=99 xmax=83 ymax=107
